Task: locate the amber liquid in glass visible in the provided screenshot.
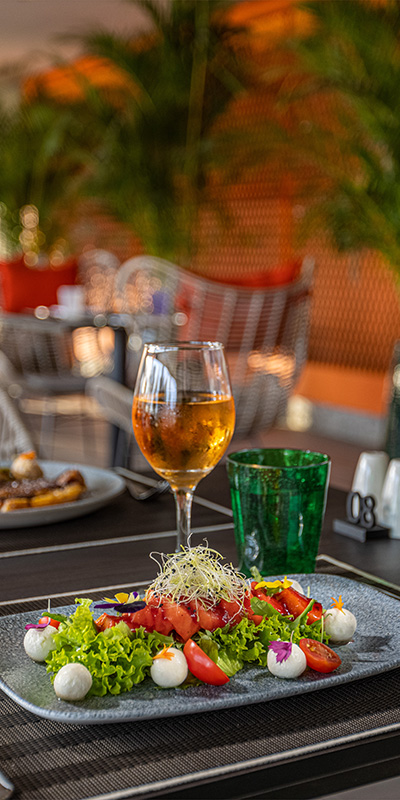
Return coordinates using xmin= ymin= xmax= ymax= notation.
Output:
xmin=132 ymin=392 xmax=235 ymax=490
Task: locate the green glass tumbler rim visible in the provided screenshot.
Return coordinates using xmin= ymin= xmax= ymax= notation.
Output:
xmin=227 ymin=447 xmax=331 ymax=471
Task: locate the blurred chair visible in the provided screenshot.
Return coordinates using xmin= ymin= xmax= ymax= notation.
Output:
xmin=87 ymin=255 xmax=314 ymax=465
xmin=77 ymin=248 xmax=120 ymax=312
xmin=87 ymin=375 xmax=135 ymax=466
xmin=0 ymin=386 xmax=35 ymax=461
xmin=0 ymin=314 xmax=95 ymax=458
xmin=0 ymin=250 xmax=121 ymax=461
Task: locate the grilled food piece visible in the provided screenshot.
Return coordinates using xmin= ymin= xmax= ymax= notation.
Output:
xmin=1 ymin=498 xmax=30 ymax=512
xmin=30 ymin=482 xmax=85 ymax=507
xmin=0 ymin=478 xmax=55 ymax=500
xmin=0 ymin=468 xmax=87 ymax=511
xmin=55 ymin=469 xmax=86 ymax=487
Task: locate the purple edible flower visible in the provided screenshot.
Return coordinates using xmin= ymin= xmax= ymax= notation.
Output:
xmin=25 ymin=621 xmax=50 ymax=630
xmin=94 ymin=590 xmax=145 ymax=613
xmin=269 ymin=640 xmax=292 ymax=663
xmin=94 ymin=601 xmax=146 ymax=613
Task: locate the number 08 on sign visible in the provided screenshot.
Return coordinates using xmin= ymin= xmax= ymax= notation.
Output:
xmin=333 ymin=491 xmax=390 ymax=542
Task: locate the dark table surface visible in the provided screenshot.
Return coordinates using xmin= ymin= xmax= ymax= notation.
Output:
xmin=1 ymin=465 xmax=400 ymax=800
xmin=1 ymin=466 xmax=399 ymax=603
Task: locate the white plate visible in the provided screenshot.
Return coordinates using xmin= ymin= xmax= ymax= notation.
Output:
xmin=0 ymin=460 xmax=125 ymax=528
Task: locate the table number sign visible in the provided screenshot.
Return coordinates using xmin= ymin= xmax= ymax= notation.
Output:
xmin=333 ymin=491 xmax=390 ymax=542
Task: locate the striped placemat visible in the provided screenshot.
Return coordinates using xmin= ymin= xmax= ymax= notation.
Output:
xmin=1 ymin=665 xmax=400 ymax=800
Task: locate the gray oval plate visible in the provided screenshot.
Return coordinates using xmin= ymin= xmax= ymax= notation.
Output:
xmin=0 ymin=574 xmax=399 ymax=725
xmin=0 ymin=461 xmax=125 ymax=528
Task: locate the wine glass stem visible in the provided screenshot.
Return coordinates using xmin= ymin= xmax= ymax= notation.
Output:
xmin=174 ymin=488 xmax=194 ymax=550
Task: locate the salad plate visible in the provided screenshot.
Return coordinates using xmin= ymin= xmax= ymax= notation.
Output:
xmin=0 ymin=574 xmax=400 ymax=724
xmin=0 ymin=460 xmax=125 ymax=529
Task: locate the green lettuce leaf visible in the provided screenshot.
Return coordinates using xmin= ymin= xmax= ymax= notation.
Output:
xmin=195 ymin=609 xmax=330 ymax=677
xmin=250 ymin=597 xmax=290 ymax=618
xmin=45 ymin=599 xmax=174 ymax=696
xmin=195 ymin=635 xmax=219 ymax=664
xmin=250 ymin=566 xmax=263 ymax=583
xmin=288 ymin=599 xmax=315 ymax=631
xmin=196 ymin=618 xmax=268 ymax=676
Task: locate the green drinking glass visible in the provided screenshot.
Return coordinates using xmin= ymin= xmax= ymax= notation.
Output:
xmin=227 ymin=448 xmax=331 ymax=577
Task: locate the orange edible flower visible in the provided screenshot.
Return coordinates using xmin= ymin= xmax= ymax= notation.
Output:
xmin=330 ymin=595 xmax=345 ymax=613
xmin=21 ymin=451 xmax=36 ymax=460
xmin=153 ymin=645 xmax=174 ymax=661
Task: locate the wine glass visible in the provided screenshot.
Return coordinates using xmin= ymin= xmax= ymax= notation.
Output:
xmin=132 ymin=342 xmax=235 ymax=549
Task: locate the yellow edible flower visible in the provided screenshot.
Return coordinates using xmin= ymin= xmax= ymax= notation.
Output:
xmin=255 ymin=576 xmax=293 ymax=590
xmin=104 ymin=592 xmax=137 ymax=605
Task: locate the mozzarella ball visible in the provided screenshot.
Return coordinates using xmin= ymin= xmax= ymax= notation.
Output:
xmin=11 ymin=453 xmax=43 ymax=481
xmin=288 ymin=579 xmax=304 ymax=595
xmin=54 ymin=663 xmax=92 ymax=701
xmin=24 ymin=626 xmax=57 ymax=662
xmin=324 ymin=607 xmax=357 ymax=644
xmin=267 ymin=642 xmax=307 ymax=679
xmin=150 ymin=647 xmax=188 ymax=688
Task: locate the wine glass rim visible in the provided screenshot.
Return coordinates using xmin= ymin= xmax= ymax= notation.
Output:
xmin=144 ymin=341 xmax=225 ymax=353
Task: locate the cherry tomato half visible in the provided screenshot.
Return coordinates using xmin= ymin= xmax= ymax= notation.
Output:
xmin=38 ymin=616 xmax=60 ymax=629
xmin=183 ymin=639 xmax=229 ymax=685
xmin=299 ymin=638 xmax=341 ymax=673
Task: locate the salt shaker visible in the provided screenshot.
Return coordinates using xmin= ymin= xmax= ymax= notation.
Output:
xmin=351 ymin=451 xmax=389 ymax=522
xmin=380 ymin=459 xmax=400 ymax=538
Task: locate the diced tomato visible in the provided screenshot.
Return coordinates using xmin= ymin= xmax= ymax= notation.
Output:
xmin=125 ymin=597 xmax=215 ymax=638
xmin=299 ymin=639 xmax=341 ymax=673
xmin=252 ymin=588 xmax=268 ymax=602
xmin=243 ymin=592 xmax=263 ymax=626
xmin=274 ymin=586 xmax=307 ymax=616
xmin=145 ymin=592 xmax=160 ymax=607
xmin=305 ymin=601 xmax=323 ymax=625
xmin=122 ymin=605 xmax=156 ymax=631
xmin=94 ymin=613 xmax=121 ymax=631
xmin=38 ymin=616 xmax=61 ymax=629
xmin=144 ymin=605 xmax=158 ymax=630
xmin=163 ymin=599 xmax=200 ymax=641
xmin=218 ymin=598 xmax=244 ymax=626
xmin=151 ymin=607 xmax=174 ymax=636
xmin=275 ymin=587 xmax=323 ymax=624
xmin=250 ymin=582 xmax=288 ymax=614
xmin=183 ymin=639 xmax=229 ymax=685
xmin=188 ymin=601 xmax=225 ymax=631
xmin=121 ymin=611 xmax=140 ymax=629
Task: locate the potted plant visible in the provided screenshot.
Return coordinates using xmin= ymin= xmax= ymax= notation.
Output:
xmin=0 ymin=97 xmax=95 ymax=312
xmin=261 ymin=0 xmax=400 ymax=278
xmin=45 ymin=0 xmax=259 ymax=266
xmin=259 ymin=0 xmax=400 ymax=452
